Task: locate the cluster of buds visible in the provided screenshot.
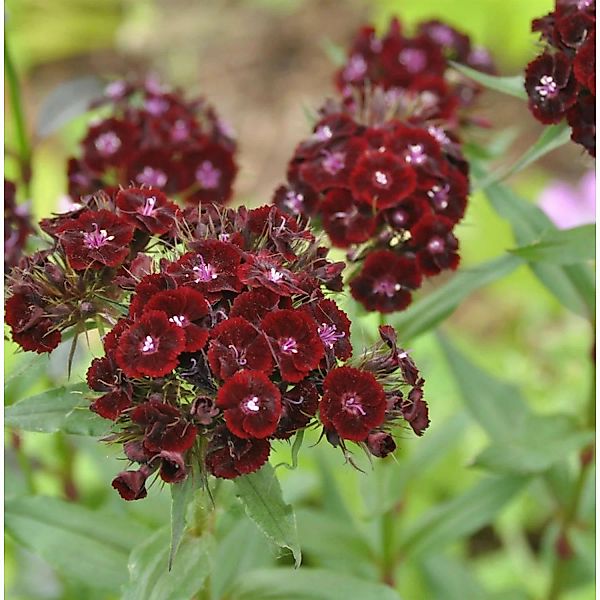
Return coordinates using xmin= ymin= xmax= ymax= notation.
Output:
xmin=5 ymin=186 xmax=182 ymax=353
xmin=74 ymin=200 xmax=427 ymax=499
xmin=274 ymin=100 xmax=469 ymax=313
xmin=335 ymin=18 xmax=495 ymax=127
xmin=67 ymin=77 xmax=238 ymax=203
xmin=525 ymin=0 xmax=595 ymax=156
xmin=4 ymin=179 xmax=33 ymax=270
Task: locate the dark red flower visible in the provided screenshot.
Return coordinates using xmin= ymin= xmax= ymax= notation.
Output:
xmin=115 ymin=310 xmax=186 ymax=378
xmin=382 ymin=195 xmax=431 ymax=230
xmin=321 ymin=189 xmax=376 ymax=247
xmin=525 ymin=52 xmax=578 ymax=124
xmin=305 ymin=299 xmax=352 ymax=361
xmin=367 ymin=431 xmax=397 ymax=457
xmin=261 ymin=309 xmax=325 ymax=382
xmin=131 ymin=399 xmax=197 ymax=453
xmin=157 ymin=451 xmax=187 ymax=483
xmin=424 ymin=167 xmax=469 ymax=224
xmin=58 ymin=209 xmax=134 ymax=271
xmin=274 ymin=381 xmax=320 ymax=439
xmin=208 ymin=317 xmax=273 ymax=380
xmin=4 ymin=179 xmax=33 ymax=269
xmin=350 ymin=251 xmax=422 ymax=313
xmin=349 ymin=149 xmax=417 ymax=209
xmin=145 ymin=287 xmax=210 ymax=352
xmin=273 ymin=181 xmax=320 ymax=216
xmin=87 ymin=356 xmax=132 ymax=420
xmin=116 ymin=187 xmax=180 ymax=235
xmin=90 ymin=391 xmax=132 ymax=421
xmin=129 ymin=273 xmax=175 ymax=318
xmin=230 ymin=288 xmax=281 ymax=324
xmin=126 ymin=150 xmax=185 ymax=196
xmin=205 ymin=425 xmax=270 ymax=479
xmin=386 ymin=124 xmax=443 ymax=171
xmin=237 ymin=251 xmax=301 ymax=296
xmin=112 ymin=469 xmax=148 ymax=501
xmin=410 ymin=214 xmax=460 ymax=276
xmin=320 ymin=367 xmax=386 ymax=441
xmin=82 ymin=118 xmax=139 ymax=171
xmin=102 ymin=318 xmax=132 ymax=353
xmin=400 ymin=386 xmax=430 ymax=436
xmin=216 ymin=370 xmax=282 ymax=439
xmin=567 ymin=92 xmax=596 ymax=156
xmin=574 ymin=31 xmax=595 ymax=94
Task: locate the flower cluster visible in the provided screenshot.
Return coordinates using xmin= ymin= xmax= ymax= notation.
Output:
xmin=67 ymin=77 xmax=238 ymax=203
xmin=525 ymin=0 xmax=595 ymax=156
xmin=335 ymin=18 xmax=495 ymax=127
xmin=77 ymin=200 xmax=428 ymax=499
xmin=5 ymin=186 xmax=182 ymax=353
xmin=4 ymin=179 xmax=33 ymax=270
xmin=274 ymin=101 xmax=469 ymax=313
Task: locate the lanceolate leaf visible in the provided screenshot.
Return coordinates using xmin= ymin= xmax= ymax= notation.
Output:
xmin=5 ymin=496 xmax=149 ymax=591
xmin=227 ymin=568 xmax=402 ymax=600
xmin=169 ymin=474 xmax=196 ymax=570
xmin=389 ymin=255 xmax=522 ymax=341
xmin=233 ymin=463 xmax=302 ymax=567
xmin=450 ymin=62 xmax=527 ymax=100
xmin=510 ymin=224 xmax=595 ymax=265
xmin=4 ymin=383 xmax=107 ymax=436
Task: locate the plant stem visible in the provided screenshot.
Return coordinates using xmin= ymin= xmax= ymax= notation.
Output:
xmin=4 ymin=31 xmax=32 ymax=197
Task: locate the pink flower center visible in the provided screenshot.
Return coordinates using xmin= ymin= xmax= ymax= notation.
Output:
xmin=427 ymin=236 xmax=446 ymax=254
xmin=169 ymin=315 xmax=187 ymax=327
xmin=404 ymin=144 xmax=426 ymax=165
xmin=373 ymin=170 xmax=391 ymax=188
xmin=192 ymin=256 xmax=218 ymax=282
xmin=137 ymin=167 xmax=168 ymax=188
xmin=398 ymin=48 xmax=427 ymax=73
xmin=344 ymin=54 xmax=367 ymax=81
xmin=280 ymin=337 xmax=298 ymax=354
xmin=322 ymin=151 xmax=346 ymax=175
xmin=535 ymin=75 xmax=558 ymax=99
xmin=342 ymin=394 xmax=366 ymax=416
xmin=242 ymin=395 xmax=261 ymax=413
xmin=427 ymin=24 xmax=455 ymax=46
xmin=267 ymin=267 xmax=285 ymax=282
xmin=374 ymin=278 xmax=401 ymax=298
xmin=139 ymin=196 xmax=157 ymax=216
xmin=318 ymin=323 xmax=345 ymax=349
xmin=314 ymin=125 xmax=333 ymax=141
xmin=141 ymin=335 xmax=158 ymax=354
xmin=171 ymin=120 xmax=190 ymax=142
xmin=196 ymin=161 xmax=221 ymax=189
xmin=94 ymin=131 xmax=121 ymax=156
xmin=145 ymin=97 xmax=169 ymax=115
xmin=105 ymin=81 xmax=127 ymax=99
xmin=83 ymin=224 xmax=115 ymax=249
xmin=427 ymin=185 xmax=450 ymax=210
xmin=427 ymin=126 xmax=450 ymax=146
xmin=283 ymin=190 xmax=305 ymax=212
xmin=390 ymin=208 xmax=409 ymax=227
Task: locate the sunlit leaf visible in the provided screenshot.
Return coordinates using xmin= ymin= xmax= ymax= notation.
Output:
xmin=234 ymin=463 xmax=302 ymax=567
xmin=450 ymin=62 xmax=527 ymax=100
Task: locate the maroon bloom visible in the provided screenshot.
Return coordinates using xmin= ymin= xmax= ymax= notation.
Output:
xmin=367 ymin=431 xmax=397 ymax=457
xmin=230 ymin=288 xmax=281 ymax=324
xmin=321 ymin=367 xmax=386 ymax=441
xmin=145 ymin=287 xmax=210 ymax=352
xmin=112 ymin=469 xmax=148 ymax=501
xmin=216 ymin=370 xmax=282 ymax=439
xmin=129 ymin=273 xmax=175 ymax=319
xmin=350 ymin=251 xmax=422 ymax=313
xmin=116 ymin=187 xmax=180 ymax=235
xmin=82 ymin=118 xmax=138 ymax=171
xmin=400 ymin=387 xmax=430 ymax=436
xmin=58 ymin=209 xmax=134 ymax=270
xmin=305 ymin=299 xmax=352 ymax=361
xmin=410 ymin=214 xmax=460 ymax=276
xmin=237 ymin=251 xmax=301 ymax=296
xmin=274 ymin=381 xmax=320 ymax=439
xmin=261 ymin=309 xmax=325 ymax=382
xmin=350 ymin=149 xmax=417 ymax=209
xmin=321 ymin=189 xmax=376 ymax=247
xmin=207 ymin=317 xmax=273 ymax=380
xmin=87 ymin=356 xmax=132 ymax=420
xmin=115 ymin=310 xmax=186 ymax=378
xmin=157 ymin=451 xmax=188 ymax=483
xmin=205 ymin=426 xmax=271 ymax=479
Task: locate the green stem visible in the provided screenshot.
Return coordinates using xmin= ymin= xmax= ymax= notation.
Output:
xmin=380 ymin=508 xmax=397 ymax=586
xmin=4 ymin=31 xmax=32 ymax=197
xmin=12 ymin=431 xmax=36 ymax=494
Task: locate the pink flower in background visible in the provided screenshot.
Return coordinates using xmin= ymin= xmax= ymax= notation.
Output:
xmin=538 ymin=170 xmax=596 ymax=229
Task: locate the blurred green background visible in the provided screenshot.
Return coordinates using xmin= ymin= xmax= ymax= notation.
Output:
xmin=5 ymin=1 xmax=594 ymax=599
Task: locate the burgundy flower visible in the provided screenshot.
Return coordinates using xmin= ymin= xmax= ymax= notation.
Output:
xmin=400 ymin=387 xmax=430 ymax=436
xmin=116 ymin=187 xmax=180 ymax=235
xmin=274 ymin=381 xmax=320 ymax=439
xmin=386 ymin=124 xmax=443 ymax=172
xmin=410 ymin=214 xmax=460 ymax=276
xmin=261 ymin=309 xmax=325 ymax=382
xmin=112 ymin=469 xmax=148 ymax=501
xmin=382 ymin=195 xmax=431 ymax=231
xmin=349 ymin=149 xmax=417 ymax=209
xmin=205 ymin=425 xmax=270 ymax=479
xmin=145 ymin=287 xmax=210 ymax=352
xmin=115 ymin=310 xmax=186 ymax=378
xmin=230 ymin=288 xmax=281 ymax=324
xmin=58 ymin=209 xmax=134 ymax=270
xmin=126 ymin=150 xmax=185 ymax=196
xmin=305 ymin=299 xmax=352 ymax=361
xmin=574 ymin=31 xmax=595 ymax=94
xmin=207 ymin=317 xmax=273 ymax=380
xmin=367 ymin=431 xmax=397 ymax=457
xmin=424 ymin=167 xmax=469 ymax=224
xmin=216 ymin=370 xmax=282 ymax=439
xmin=87 ymin=356 xmax=132 ymax=420
xmin=90 ymin=391 xmax=132 ymax=421
xmin=131 ymin=399 xmax=197 ymax=453
xmin=82 ymin=118 xmax=138 ymax=171
xmin=320 ymin=367 xmax=386 ymax=441
xmin=350 ymin=251 xmax=422 ymax=313
xmin=567 ymin=92 xmax=596 ymax=156
xmin=237 ymin=251 xmax=301 ymax=296
xmin=525 ymin=52 xmax=577 ymax=124
xmin=273 ymin=181 xmax=319 ymax=216
xmin=157 ymin=451 xmax=187 ymax=483
xmin=4 ymin=179 xmax=33 ymax=269
xmin=321 ymin=189 xmax=376 ymax=247
xmin=102 ymin=319 xmax=132 ymax=353
xmin=129 ymin=273 xmax=175 ymax=318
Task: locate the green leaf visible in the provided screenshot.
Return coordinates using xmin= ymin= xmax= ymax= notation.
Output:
xmin=233 ymin=462 xmax=302 ymax=567
xmin=474 ymin=414 xmax=594 ymax=475
xmin=227 ymin=568 xmax=402 ymax=600
xmin=275 ymin=429 xmax=304 ymax=470
xmin=169 ymin=475 xmax=195 ymax=570
xmin=450 ymin=62 xmax=527 ymax=100
xmin=389 ymin=254 xmax=521 ymax=341
xmin=420 ymin=555 xmax=488 ymax=600
xmin=510 ymin=224 xmax=595 ymax=265
xmin=320 ymin=37 xmax=346 ymax=66
xmin=475 ymin=123 xmax=572 ymax=190
xmin=4 ymin=383 xmax=107 ymax=436
xmin=478 ymin=173 xmax=595 ymax=318
xmin=5 ymin=496 xmax=149 ymax=590
xmin=399 ymin=475 xmax=528 ymax=558
xmin=124 ymin=528 xmax=212 ymax=600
